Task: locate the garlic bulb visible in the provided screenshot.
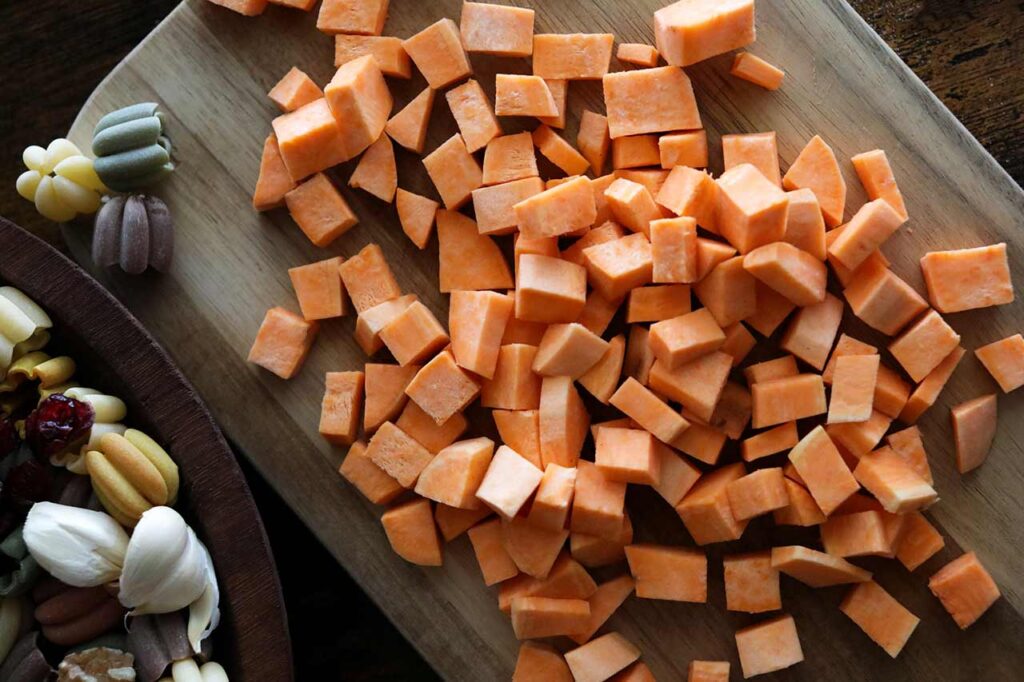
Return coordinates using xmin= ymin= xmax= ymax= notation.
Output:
xmin=22 ymin=502 xmax=129 ymax=587
xmin=187 ymin=541 xmax=220 ymax=654
xmin=119 ymin=507 xmax=207 ymax=616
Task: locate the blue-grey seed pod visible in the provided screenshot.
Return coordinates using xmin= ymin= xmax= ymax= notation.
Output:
xmin=92 ymin=103 xmax=174 ymax=191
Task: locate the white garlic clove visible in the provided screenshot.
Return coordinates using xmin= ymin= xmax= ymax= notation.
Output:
xmin=23 ymin=502 xmax=129 ymax=587
xmin=187 ymin=541 xmax=220 ymax=654
xmin=119 ymin=507 xmax=208 ymax=615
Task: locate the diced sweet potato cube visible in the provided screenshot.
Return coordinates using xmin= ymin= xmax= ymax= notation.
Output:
xmin=743 ymin=242 xmax=826 ymax=307
xmin=569 ymin=574 xmax=635 ymax=645
xmin=436 ymin=210 xmax=513 ymax=293
xmin=324 ymin=56 xmax=393 ymax=161
xmin=579 ymin=335 xmax=626 ymax=404
xmin=571 ymin=460 xmax=627 ymax=540
xmin=449 ymin=290 xmax=513 ymax=378
xmin=709 ymin=381 xmax=752 ymax=439
xmin=715 ymin=164 xmax=788 ymax=254
xmin=571 ymin=513 xmax=634 ymax=568
xmin=379 ymin=300 xmax=449 ymax=366
xmin=900 ymin=346 xmax=965 ymax=423
xmin=363 ymin=363 xmax=418 ymax=433
xmin=503 ymin=516 xmax=571 ymax=578
xmin=612 ymin=135 xmax=660 ymax=170
xmin=515 ymin=176 xmax=598 ymax=239
xmin=247 ymin=307 xmax=318 ymax=380
xmin=744 ymin=356 xmax=797 ymax=386
xmin=381 ymin=497 xmax=442 ymax=566
xmin=722 ymin=132 xmax=780 ymax=186
xmin=482 ymin=133 xmax=539 ymax=186
xmin=851 ymin=149 xmax=908 ymax=220
xmin=511 ymin=596 xmax=590 ymax=639
xmin=513 ymin=642 xmax=573 ymax=681
xmin=577 ymin=111 xmax=611 ymax=175
xmin=348 ymin=134 xmax=397 ymax=203
xmin=730 ymin=52 xmax=785 ymax=90
xmin=516 ymin=255 xmax=587 ymax=323
xmin=268 ymin=67 xmax=323 ymax=113
xmin=976 ymin=334 xmax=1024 ymax=393
xmin=650 ymin=217 xmax=698 ymax=284
xmin=609 ymin=377 xmax=690 ymax=445
xmin=319 ymin=371 xmax=364 ymax=445
xmin=603 ymin=66 xmax=701 ymax=139
xmin=475 ymin=445 xmax=543 ymax=518
xmin=339 ymin=243 xmax=402 ymax=314
xmin=828 ymin=199 xmax=906 ymax=270
xmin=884 ymin=426 xmax=932 ymax=484
xmin=782 ymin=188 xmax=826 ymax=260
xmin=565 ymin=632 xmax=641 ymax=682
xmin=435 ymin=504 xmax=491 ymax=542
xmin=423 ymin=134 xmax=483 ymax=209
xmin=649 ymin=441 xmax=701 ymax=506
xmin=289 ymin=257 xmax=347 ymax=321
xmin=626 ymin=284 xmax=691 ymax=323
xmin=467 ymin=517 xmax=519 ymax=585
xmin=496 ymin=75 xmax=557 ymax=117
xmin=483 ymin=345 xmax=542 ymax=410
xmin=533 ymin=323 xmax=609 ymax=379
xmin=538 ymin=78 xmax=567 ymax=127
xmin=339 ymin=440 xmax=403 ymax=505
xmin=575 ymin=290 xmax=622 ymax=337
xmin=828 ymin=354 xmax=880 ymax=424
xmin=617 ymin=42 xmax=659 ymax=67
xmin=365 ymin=421 xmax=434 ymax=488
xmin=284 ymin=173 xmax=358 ymax=247
xmin=844 ymin=266 xmax=928 ymax=336
xmin=751 ymin=374 xmax=827 ymax=429
xmin=688 ymin=660 xmax=730 ymax=682
xmin=840 ymin=581 xmax=919 ymax=658
xmin=334 ymin=35 xmax=411 ymax=78
xmin=660 ymin=130 xmax=708 ymax=170
xmin=726 ymin=467 xmax=789 ymax=520
xmin=386 ymin=88 xmax=435 ymax=154
xmin=414 ymin=437 xmax=494 ymax=509
xmin=896 ymin=512 xmax=944 ymax=571
xmin=780 ymin=292 xmax=844 ymax=370
xmin=724 ymin=551 xmax=781 ymax=613
xmin=951 ymin=393 xmax=998 ymax=474
xmin=649 ymin=308 xmax=725 ymax=370
xmin=405 ymin=351 xmax=479 ymax=424
xmin=396 ymin=400 xmax=467 ymax=454
xmin=533 ymin=33 xmax=614 ymax=80
xmin=654 ymin=0 xmax=755 ymax=66
xmin=252 ymin=134 xmax=295 ymax=211
xmin=694 ymin=256 xmax=756 ymax=328
xmin=540 ymin=376 xmax=590 ymax=467
xmin=741 ymin=421 xmax=798 ymax=462
xmin=675 ymin=462 xmax=747 ymax=545
xmin=821 ymin=510 xmax=891 ymax=557
xmin=787 ymin=426 xmax=859 ymax=515
xmin=889 ymin=310 xmax=961 ymax=382
xmin=770 ymin=545 xmax=871 ymax=587
xmin=271 ymin=99 xmax=349 ymax=182
xmin=744 ymin=281 xmax=795 ymax=337
xmin=595 ymin=428 xmax=660 ymax=485
xmin=446 ymin=79 xmax=502 ymax=153
xmin=772 ymin=480 xmax=826 ymax=527
xmin=853 ymin=447 xmax=937 ymax=513
xmin=603 ymin=180 xmax=660 ymax=237
xmin=355 ymin=295 xmax=417 ymax=356
xmin=928 ymin=552 xmax=1001 ymax=629
xmin=782 ymin=135 xmax=845 ymax=227
xmin=583 ymin=233 xmax=654 ymax=301
xmin=656 ymin=167 xmax=717 ymax=232
xmin=734 ymin=614 xmax=803 ymax=678
xmin=402 ymin=18 xmax=471 ymax=88
xmin=460 ymin=2 xmax=535 ymax=57
xmin=625 ymin=544 xmax=706 ymax=602
xmin=920 ymin=243 xmax=1014 ymax=313
xmin=526 ymin=464 xmax=577 ymax=532
xmin=316 ymin=0 xmax=387 ymax=34
xmin=649 ymin=352 xmax=732 ymax=423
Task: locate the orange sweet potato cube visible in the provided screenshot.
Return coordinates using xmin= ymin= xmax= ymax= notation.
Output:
xmin=656 ymin=166 xmax=717 ymax=232
xmin=449 ymin=290 xmax=514 ymax=378
xmin=579 ymin=334 xmax=626 ymax=403
xmin=475 ymin=445 xmax=544 ymax=518
xmin=675 ymin=462 xmax=747 ymax=545
xmin=772 ymin=479 xmax=827 ymax=526
xmin=540 ymin=376 xmax=591 ymax=467
xmin=396 ymin=400 xmax=467 ymax=454
xmin=404 ymin=351 xmax=479 ymax=424
xmin=654 ymin=0 xmax=755 ymax=66
xmin=334 ymin=35 xmax=411 ymax=78
xmin=446 ymin=79 xmax=502 ymax=153
xmin=284 ymin=173 xmax=358 ymax=247
xmin=569 ymin=574 xmax=634 ymax=645
xmin=513 ymin=642 xmax=573 ymax=682
xmin=565 ymin=633 xmax=640 ymax=682
xmin=787 ymin=425 xmax=859 ymax=515
xmin=651 ymin=441 xmax=701 ymax=506
xmin=437 ymin=210 xmax=514 ymax=293
xmin=609 ymin=377 xmax=690 ymax=445
xmin=889 ymin=310 xmax=961 ymax=382
xmin=782 ymin=135 xmax=846 ymax=227
xmin=744 ymin=355 xmax=798 ymax=386
xmin=783 ymin=188 xmax=826 ymax=260
xmin=402 ymin=18 xmax=472 ymax=89
xmin=722 ymin=132 xmax=780 ymax=186
xmin=511 ymin=596 xmax=591 ymax=639
xmin=660 ymin=130 xmax=708 ymax=170
xmin=617 ymin=42 xmax=660 ymax=67
xmin=976 ymin=334 xmax=1024 ymax=393
xmin=896 ymin=512 xmax=944 ymax=572
xmin=603 ymin=179 xmax=661 ymax=237
xmin=533 ymin=33 xmax=614 ymax=80
xmin=363 ymin=363 xmax=418 ymax=433
xmin=482 ymin=344 xmax=542 ymax=410
xmin=625 ymin=544 xmax=707 ymax=602
xmin=715 ymin=163 xmax=788 ymax=254
xmin=821 ymin=510 xmax=892 ymax=557
xmin=649 ymin=308 xmax=726 ymax=370
xmin=381 ymin=497 xmax=442 ymax=566
xmin=482 ymin=132 xmax=538 ymax=186
xmin=337 ymin=243 xmax=401 ymax=314
xmin=533 ymin=323 xmax=610 ymax=379
xmin=651 ymin=217 xmax=698 ymax=284
xmin=495 ymin=75 xmax=558 ymax=117
xmin=648 ymin=352 xmax=732 ymax=423
xmin=743 ymin=241 xmax=827 ymax=307
xmin=595 ymin=427 xmax=660 ymax=485
xmin=724 ymin=551 xmax=781 ymax=613
xmin=688 ymin=660 xmax=730 ymax=682
xmin=467 ymin=517 xmax=519 ymax=585
xmin=726 ymin=467 xmax=789 ymax=521
xmin=414 ymin=437 xmax=494 ymax=509
xmin=538 ymin=78 xmax=568 ymax=128
xmin=515 ymin=176 xmax=597 ymax=239
xmin=268 ymin=67 xmax=323 ymax=113
xmin=271 ymin=99 xmax=349 ymax=182
xmin=289 ymin=257 xmax=347 ymax=321
xmin=920 ymin=243 xmax=1014 ymax=313
xmin=951 ymin=393 xmax=998 ymax=474
xmin=780 ymin=292 xmax=844 ymax=370
xmin=770 ymin=545 xmax=871 ymax=587
xmin=612 ymin=135 xmax=660 ymax=171
xmin=900 ymin=346 xmax=965 ymax=424
xmin=577 ymin=111 xmax=611 ymax=175
xmin=247 ymin=307 xmax=318 ymax=379
xmin=741 ymin=421 xmax=798 ymax=462
xmin=735 ymin=614 xmax=803 ymax=678
xmin=840 ymin=580 xmax=920 ymax=658
xmin=324 ymin=56 xmax=392 ymax=160
xmin=828 ymin=354 xmax=880 ymax=424
xmin=626 ymin=285 xmax=691 ymax=323
xmin=460 ymin=2 xmax=535 ymax=57
xmin=378 ymin=300 xmax=449 ymax=366
xmin=693 ymin=256 xmax=756 ymax=328
xmin=853 ymin=447 xmax=937 ymax=513
xmin=493 ymin=410 xmax=542 ymax=468
xmin=534 ymin=125 xmax=591 ymax=176
xmin=751 ymin=374 xmax=827 ymax=428
xmin=571 ymin=514 xmax=633 ymax=568
xmin=319 ymin=371 xmax=364 ymax=445
xmin=571 ymin=461 xmax=627 ymax=540
xmin=516 ymin=254 xmax=587 ymax=323
xmin=317 ymin=0 xmax=388 ymax=35
xmin=338 ymin=440 xmax=403 ymax=505
xmin=844 ymin=266 xmax=929 ymax=336
xmin=603 ymin=66 xmax=701 ymax=139
xmin=730 ymin=52 xmax=785 ymax=90
xmin=365 ymin=421 xmax=434 ymax=488
xmin=527 ymin=464 xmax=577 ymax=531
xmin=422 ymin=134 xmax=483 ymax=209
xmin=828 ymin=198 xmax=906 ymax=271
xmin=928 ymin=552 xmax=1001 ymax=629
xmin=851 ymin=149 xmax=908 ymax=220
xmin=252 ymin=134 xmax=295 ymax=211
xmin=386 ymin=88 xmax=435 ymax=154
xmin=583 ymin=233 xmax=654 ymax=301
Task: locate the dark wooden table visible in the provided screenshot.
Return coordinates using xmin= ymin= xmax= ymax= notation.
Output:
xmin=1 ymin=1 xmax=1021 ymax=678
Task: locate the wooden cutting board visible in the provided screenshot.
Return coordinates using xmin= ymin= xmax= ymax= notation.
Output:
xmin=63 ymin=0 xmax=1024 ymax=678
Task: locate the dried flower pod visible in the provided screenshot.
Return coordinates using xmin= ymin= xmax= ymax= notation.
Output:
xmin=92 ymin=104 xmax=174 ymax=192
xmin=0 ymin=632 xmax=52 ymax=682
xmin=92 ymin=195 xmax=175 ymax=275
xmin=58 ymin=646 xmax=136 ymax=682
xmin=31 ymin=576 xmax=127 ymax=648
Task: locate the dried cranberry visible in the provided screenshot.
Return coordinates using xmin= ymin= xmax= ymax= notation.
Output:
xmin=1 ymin=458 xmax=52 ymax=508
xmin=0 ymin=417 xmax=17 ymax=460
xmin=24 ymin=394 xmax=94 ymax=459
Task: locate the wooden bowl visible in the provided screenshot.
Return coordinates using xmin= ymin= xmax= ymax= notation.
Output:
xmin=0 ymin=216 xmax=293 ymax=680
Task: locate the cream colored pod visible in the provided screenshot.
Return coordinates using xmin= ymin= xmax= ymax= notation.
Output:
xmin=22 ymin=502 xmax=129 ymax=587
xmin=0 ymin=286 xmax=52 ymax=377
xmin=16 ymin=139 xmax=107 ymax=222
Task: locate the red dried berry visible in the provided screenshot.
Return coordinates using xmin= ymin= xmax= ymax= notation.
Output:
xmin=0 ymin=417 xmax=17 ymax=460
xmin=1 ymin=458 xmax=52 ymax=507
xmin=24 ymin=394 xmax=95 ymax=459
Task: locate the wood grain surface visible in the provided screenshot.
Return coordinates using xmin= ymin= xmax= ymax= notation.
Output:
xmin=28 ymin=0 xmax=1024 ymax=678
xmin=0 ymin=218 xmax=292 ymax=681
